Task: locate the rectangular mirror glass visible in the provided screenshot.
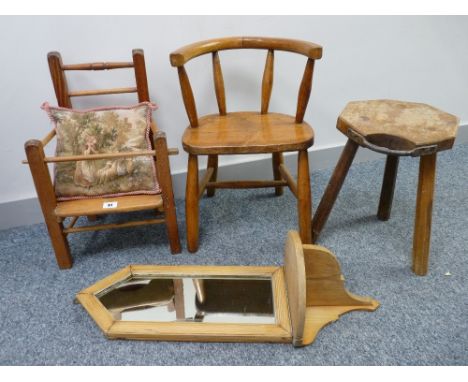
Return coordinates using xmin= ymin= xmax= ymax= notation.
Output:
xmin=96 ymin=276 xmax=275 ymax=324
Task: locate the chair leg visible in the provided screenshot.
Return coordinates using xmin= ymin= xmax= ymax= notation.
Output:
xmin=25 ymin=139 xmax=72 ymax=269
xmin=297 ymin=150 xmax=312 ymax=244
xmin=312 ymin=139 xmax=359 ymax=243
xmin=186 ymin=154 xmax=199 ymax=253
xmin=377 ymin=155 xmax=399 ymax=221
xmin=272 ymin=152 xmax=284 ymax=196
xmin=45 ymin=220 xmax=72 ymax=269
xmin=154 ymin=132 xmax=181 ymax=254
xmin=206 ymin=154 xmax=218 ymax=197
xmin=412 ymin=153 xmax=437 ymax=276
xmin=164 ymin=204 xmax=182 ymax=255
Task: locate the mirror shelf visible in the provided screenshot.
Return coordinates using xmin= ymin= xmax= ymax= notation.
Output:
xmin=77 ymin=231 xmax=379 ymax=347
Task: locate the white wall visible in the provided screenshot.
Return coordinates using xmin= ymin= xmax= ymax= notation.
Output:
xmin=1 ymin=16 xmax=467 ymax=205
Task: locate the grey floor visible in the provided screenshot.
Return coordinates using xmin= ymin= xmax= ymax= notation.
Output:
xmin=1 ymin=144 xmax=467 ymax=365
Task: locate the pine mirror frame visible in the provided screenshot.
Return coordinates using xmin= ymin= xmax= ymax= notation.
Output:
xmin=76 ymin=265 xmax=292 ymax=343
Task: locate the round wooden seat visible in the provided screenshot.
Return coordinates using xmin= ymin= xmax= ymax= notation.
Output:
xmin=337 ymin=100 xmax=459 ymax=156
xmin=182 ymin=112 xmax=314 ymax=155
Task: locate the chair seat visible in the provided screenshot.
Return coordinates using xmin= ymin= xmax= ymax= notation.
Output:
xmin=182 ymin=112 xmax=314 ymax=155
xmin=337 ymin=100 xmax=459 ymax=154
xmin=55 ymin=194 xmax=163 ymax=218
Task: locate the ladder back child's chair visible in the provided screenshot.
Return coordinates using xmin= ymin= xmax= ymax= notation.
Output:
xmin=170 ymin=37 xmax=322 ymax=252
xmin=24 ymin=49 xmax=181 ymax=269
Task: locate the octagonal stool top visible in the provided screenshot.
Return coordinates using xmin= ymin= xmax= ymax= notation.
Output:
xmin=337 ymin=100 xmax=460 ymax=156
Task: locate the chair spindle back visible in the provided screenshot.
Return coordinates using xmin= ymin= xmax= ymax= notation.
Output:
xmin=170 ymin=37 xmax=323 ymax=127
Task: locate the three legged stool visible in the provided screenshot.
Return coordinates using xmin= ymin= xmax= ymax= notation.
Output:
xmin=312 ymin=100 xmax=459 ymax=275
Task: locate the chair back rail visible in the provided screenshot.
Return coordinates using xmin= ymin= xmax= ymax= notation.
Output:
xmin=62 ymin=62 xmax=134 ymax=70
xmin=47 ymin=49 xmax=151 ymax=108
xmin=170 ymin=37 xmax=322 ymax=66
xmin=169 ymin=37 xmax=322 ymax=127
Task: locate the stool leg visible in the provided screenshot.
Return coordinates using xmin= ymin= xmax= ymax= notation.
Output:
xmin=412 ymin=153 xmax=437 ymax=276
xmin=297 ymin=150 xmax=312 ymax=243
xmin=186 ymin=154 xmax=199 ymax=253
xmin=272 ymin=152 xmax=284 ymax=196
xmin=312 ymin=139 xmax=359 ymax=243
xmin=377 ymin=155 xmax=399 ymax=221
xmin=206 ymin=154 xmax=218 ymax=197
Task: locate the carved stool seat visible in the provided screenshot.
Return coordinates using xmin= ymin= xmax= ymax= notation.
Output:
xmin=338 ymin=100 xmax=458 ymax=155
xmin=313 ymin=99 xmax=459 ymax=275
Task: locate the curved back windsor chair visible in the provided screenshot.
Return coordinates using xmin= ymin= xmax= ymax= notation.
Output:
xmin=170 ymin=37 xmax=322 ymax=252
xmin=24 ymin=49 xmax=181 ymax=269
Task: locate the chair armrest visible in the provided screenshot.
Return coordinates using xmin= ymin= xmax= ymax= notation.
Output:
xmin=24 ymin=150 xmax=157 ymax=164
xmin=23 ymin=148 xmax=179 ymax=164
xmin=22 ymin=126 xmax=177 ymax=164
xmin=41 ymin=129 xmax=56 ymax=146
xmin=153 ymin=131 xmax=179 ymax=157
xmin=21 ymin=130 xmax=56 ymax=164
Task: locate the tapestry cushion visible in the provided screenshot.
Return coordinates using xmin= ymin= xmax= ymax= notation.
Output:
xmin=42 ymin=102 xmax=161 ymax=200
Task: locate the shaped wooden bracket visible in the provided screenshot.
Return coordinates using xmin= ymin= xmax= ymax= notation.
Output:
xmin=284 ymin=231 xmax=379 ymax=347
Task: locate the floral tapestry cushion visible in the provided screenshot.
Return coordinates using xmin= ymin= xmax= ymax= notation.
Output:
xmin=42 ymin=102 xmax=161 ymax=200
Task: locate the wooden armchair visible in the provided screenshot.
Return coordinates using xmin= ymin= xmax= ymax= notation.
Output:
xmin=170 ymin=37 xmax=322 ymax=252
xmin=24 ymin=49 xmax=181 ymax=269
